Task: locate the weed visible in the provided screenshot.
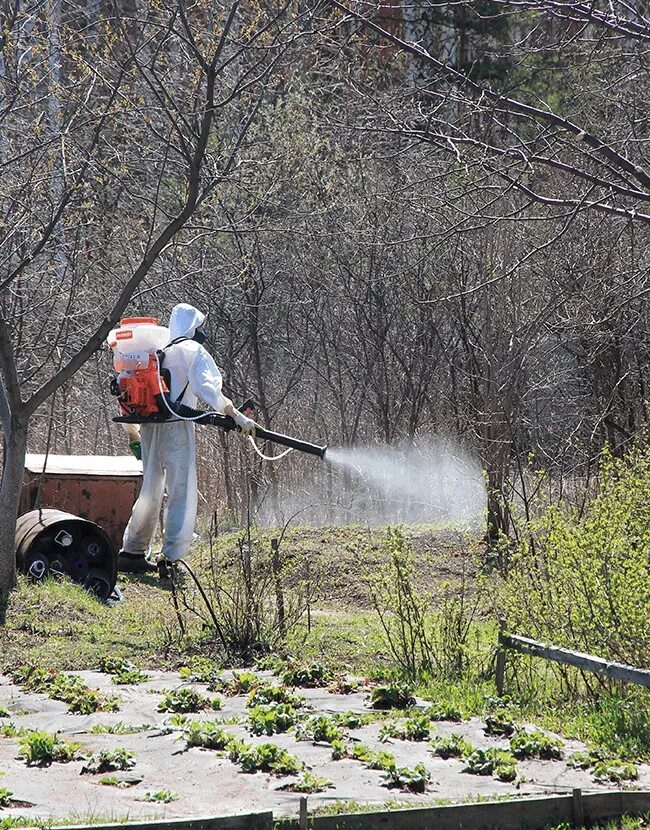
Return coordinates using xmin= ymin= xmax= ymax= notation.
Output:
xmin=368 ymin=682 xmax=415 ymax=710
xmin=81 ymin=748 xmax=136 ymax=774
xmin=429 ymin=735 xmax=473 ymax=759
xmin=282 ymin=772 xmax=333 ymax=793
xmin=157 ymin=688 xmax=211 ymax=713
xmin=464 ymin=748 xmax=517 ymax=782
xmin=382 ymin=763 xmax=430 ymax=793
xmin=281 ymin=663 xmax=330 ymax=688
xmin=89 ymin=723 xmax=150 ymax=735
xmin=248 ymin=704 xmax=298 ymax=736
xmin=18 ymin=731 xmax=81 ymax=766
xmin=184 ymin=721 xmax=234 ymax=750
xmin=510 ymin=730 xmax=563 ymax=760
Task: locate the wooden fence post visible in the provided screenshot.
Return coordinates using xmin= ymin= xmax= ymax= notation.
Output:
xmin=496 ymin=617 xmax=506 ymax=697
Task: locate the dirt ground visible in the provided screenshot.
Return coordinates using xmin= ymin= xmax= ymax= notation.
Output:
xmin=1 ymin=669 xmax=647 ymax=824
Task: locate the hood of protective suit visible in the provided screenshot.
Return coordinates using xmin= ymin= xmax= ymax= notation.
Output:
xmin=168 ymin=303 xmax=205 ymax=341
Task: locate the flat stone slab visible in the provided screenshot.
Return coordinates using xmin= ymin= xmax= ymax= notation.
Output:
xmin=0 ymin=671 xmax=646 ymax=823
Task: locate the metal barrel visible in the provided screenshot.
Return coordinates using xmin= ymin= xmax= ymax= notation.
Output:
xmin=15 ymin=509 xmax=117 ymax=600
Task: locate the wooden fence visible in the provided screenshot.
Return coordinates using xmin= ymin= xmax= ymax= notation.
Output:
xmin=496 ymin=622 xmax=650 ymax=695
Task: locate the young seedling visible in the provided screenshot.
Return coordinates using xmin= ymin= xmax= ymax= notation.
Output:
xmin=510 ymin=730 xmax=564 ymax=760
xmin=211 ymin=672 xmax=260 ymax=696
xmin=98 ymin=656 xmax=148 ymax=685
xmin=281 ymin=663 xmax=331 ymax=688
xmin=248 ymin=704 xmax=298 ymax=736
xmin=229 ymin=740 xmax=302 ymax=775
xmin=247 ymin=684 xmax=305 ymax=709
xmin=90 ymin=722 xmax=150 ymax=735
xmin=184 ymin=721 xmax=234 ymax=750
xmin=282 ymin=771 xmax=334 ymax=793
xmin=464 ymin=748 xmax=517 ymax=782
xmin=140 ymin=790 xmax=179 ymax=803
xmin=295 ymin=715 xmax=344 ymax=744
xmin=379 ymin=714 xmax=431 ymax=742
xmin=382 ymin=762 xmax=430 ymax=793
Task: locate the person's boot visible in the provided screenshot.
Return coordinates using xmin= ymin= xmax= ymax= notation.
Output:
xmin=157 ymin=557 xmax=181 ymax=582
xmin=117 ymin=551 xmax=158 ymax=574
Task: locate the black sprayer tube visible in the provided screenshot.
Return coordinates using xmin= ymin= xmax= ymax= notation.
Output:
xmin=114 ymin=407 xmax=327 ymax=459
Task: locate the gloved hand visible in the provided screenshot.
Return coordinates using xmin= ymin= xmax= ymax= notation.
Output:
xmin=129 ymin=440 xmax=142 ymax=460
xmin=234 ymin=412 xmax=256 ymax=436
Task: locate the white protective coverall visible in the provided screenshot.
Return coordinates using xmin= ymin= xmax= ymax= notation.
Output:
xmin=121 ymin=304 xmax=234 ymax=562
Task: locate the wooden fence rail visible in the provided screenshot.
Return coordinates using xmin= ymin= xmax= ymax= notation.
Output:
xmin=496 ymin=622 xmax=650 ymax=694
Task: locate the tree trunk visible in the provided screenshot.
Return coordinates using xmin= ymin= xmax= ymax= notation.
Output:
xmin=0 ymin=414 xmax=28 ymax=621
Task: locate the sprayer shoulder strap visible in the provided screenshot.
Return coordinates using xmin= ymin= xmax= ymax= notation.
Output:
xmin=158 ymin=338 xmax=190 ymax=404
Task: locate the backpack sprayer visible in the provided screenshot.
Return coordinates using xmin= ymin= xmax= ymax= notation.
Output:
xmin=107 ymin=318 xmax=327 ymax=460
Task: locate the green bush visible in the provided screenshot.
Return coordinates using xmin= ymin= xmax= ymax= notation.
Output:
xmin=504 ymin=445 xmax=650 ymax=672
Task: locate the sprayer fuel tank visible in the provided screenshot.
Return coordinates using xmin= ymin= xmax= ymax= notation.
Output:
xmin=15 ymin=509 xmax=117 ymax=600
xmin=107 ymin=317 xmax=170 ymax=356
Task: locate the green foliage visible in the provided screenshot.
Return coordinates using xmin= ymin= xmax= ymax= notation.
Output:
xmin=157 ymin=688 xmax=211 ymax=713
xmin=89 ymin=722 xmax=149 ymax=735
xmin=247 ymin=684 xmax=304 ymax=709
xmin=0 ymin=707 xmax=10 ymax=719
xmin=332 ymin=712 xmax=370 ymax=729
xmin=141 ymin=790 xmax=179 ymax=803
xmin=510 ymin=730 xmax=563 ymax=760
xmin=429 ymin=734 xmax=473 ymax=759
xmin=18 ymin=731 xmax=81 ymax=765
xmin=81 ymin=748 xmax=136 ymax=774
xmin=484 ymin=709 xmax=516 ymax=736
xmin=593 ymin=759 xmax=639 ymax=783
xmin=295 ymin=715 xmax=343 ymax=744
xmin=281 ymin=663 xmax=331 ymax=687
xmin=342 ymin=743 xmax=396 ymax=771
xmin=426 ymin=701 xmax=464 ymax=722
xmin=382 ymin=762 xmax=430 ymax=793
xmin=379 ymin=715 xmax=431 ymax=742
xmin=284 ymin=771 xmax=333 ymax=793
xmin=98 ymin=776 xmax=120 ymax=786
xmin=229 ymin=740 xmax=302 ymax=775
xmin=368 ymin=682 xmax=415 ymax=710
xmin=179 ymin=657 xmax=222 ymax=684
xmin=464 ymin=748 xmax=518 ymax=782
xmin=10 ymin=665 xmax=119 ymax=714
xmin=248 ymin=704 xmax=298 ymax=736
xmin=98 ymin=656 xmax=147 ymax=685
xmin=214 ymin=671 xmax=261 ymax=696
xmin=184 ymin=720 xmax=234 ymax=750
xmin=0 ymin=788 xmax=12 ymax=807
xmin=504 ymin=444 xmax=650 ymax=672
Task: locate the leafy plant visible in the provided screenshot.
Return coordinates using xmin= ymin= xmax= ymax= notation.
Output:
xmin=429 ymin=734 xmax=473 ymax=759
xmin=248 ymin=704 xmax=298 ymax=736
xmin=484 ymin=709 xmax=516 ymax=737
xmin=346 ymin=743 xmax=396 ymax=771
xmin=0 ymin=788 xmax=13 ymax=807
xmin=81 ymin=748 xmax=136 ymax=774
xmin=379 ymin=715 xmax=431 ymax=742
xmin=281 ymin=663 xmax=330 ymax=688
xmin=295 ymin=715 xmax=343 ymax=744
xmin=327 ymin=677 xmax=363 ymax=695
xmin=12 ymin=666 xmax=119 ymax=714
xmin=179 ymin=657 xmax=222 ymax=685
xmin=567 ymin=748 xmax=607 ymax=769
xmin=426 ymin=702 xmax=463 ymax=722
xmin=98 ymin=656 xmax=148 ymax=685
xmin=229 ymin=740 xmax=302 ymax=775
xmin=90 ymin=722 xmax=149 ymax=734
xmin=157 ymin=688 xmax=211 ymax=713
xmin=0 ymin=707 xmax=10 ymax=719
xmin=247 ymin=684 xmax=304 ymax=709
xmin=368 ymin=682 xmax=415 ymax=710
xmin=141 ymin=790 xmax=179 ymax=803
xmin=213 ymin=671 xmax=261 ymax=696
xmin=382 ymin=762 xmax=430 ymax=793
xmin=464 ymin=748 xmax=517 ymax=782
xmin=333 ymin=712 xmax=370 ymax=729
xmin=283 ymin=771 xmax=334 ymax=793
xmin=18 ymin=731 xmax=81 ymax=766
xmin=593 ymin=759 xmax=638 ymax=783
xmin=510 ymin=730 xmax=563 ymax=760
xmin=99 ymin=776 xmax=120 ymax=786
xmin=184 ymin=721 xmax=234 ymax=750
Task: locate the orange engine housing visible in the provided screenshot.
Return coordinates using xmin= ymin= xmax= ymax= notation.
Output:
xmin=118 ymin=354 xmax=169 ymax=418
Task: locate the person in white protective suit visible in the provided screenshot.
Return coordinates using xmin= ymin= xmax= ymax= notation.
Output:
xmin=118 ymin=303 xmax=256 ymax=574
